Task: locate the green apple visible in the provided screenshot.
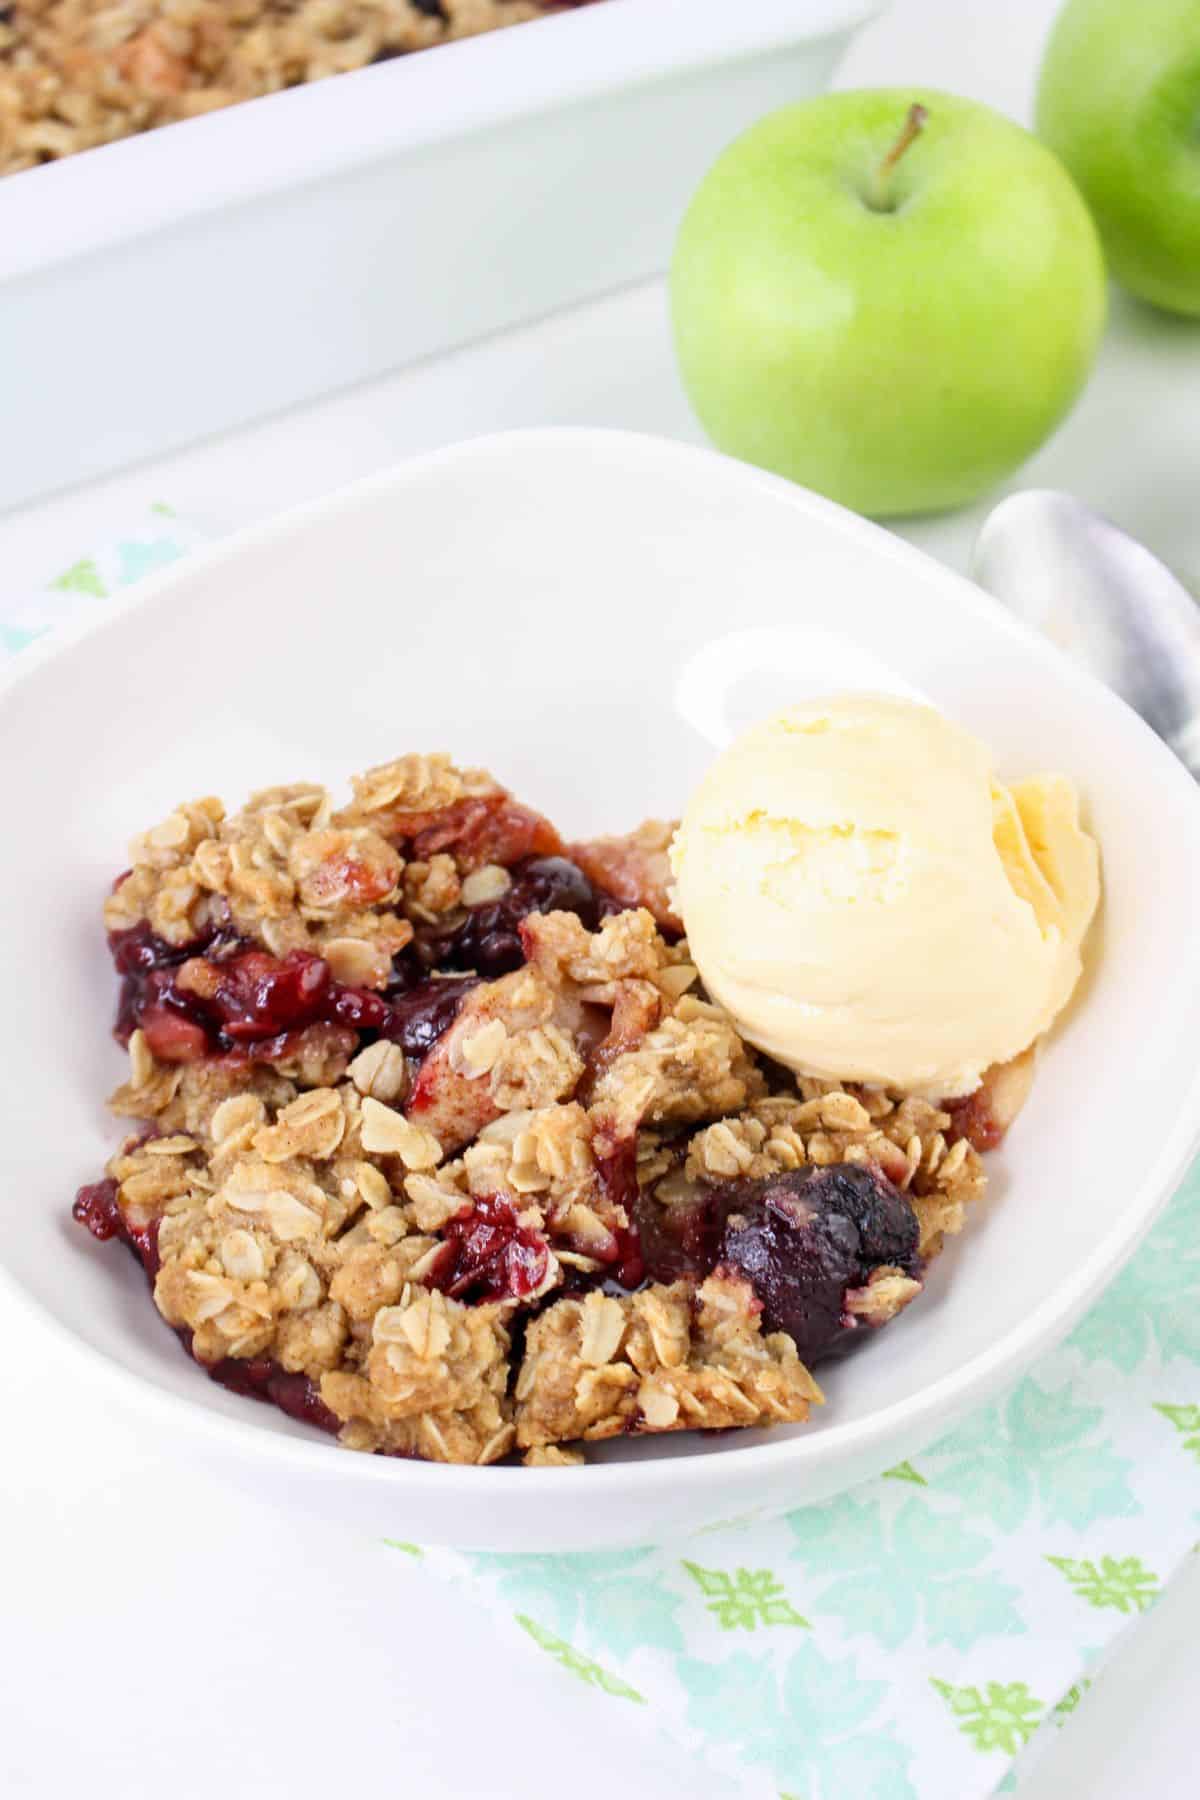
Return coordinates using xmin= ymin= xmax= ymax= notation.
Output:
xmin=670 ymin=89 xmax=1107 ymax=519
xmin=1037 ymin=0 xmax=1200 ymax=316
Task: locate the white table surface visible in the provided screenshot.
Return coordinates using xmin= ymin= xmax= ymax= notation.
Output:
xmin=5 ymin=1 xmax=1200 ymax=1794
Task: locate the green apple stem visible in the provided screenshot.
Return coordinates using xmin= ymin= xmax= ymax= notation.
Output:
xmin=869 ymin=102 xmax=928 ymax=211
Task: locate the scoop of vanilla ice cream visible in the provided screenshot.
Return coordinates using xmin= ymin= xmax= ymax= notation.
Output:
xmin=670 ymin=695 xmax=1099 ymax=1098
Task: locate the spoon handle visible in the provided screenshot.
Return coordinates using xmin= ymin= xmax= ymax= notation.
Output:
xmin=1167 ymin=718 xmax=1200 ymax=784
xmin=972 ymin=490 xmax=1200 ymax=785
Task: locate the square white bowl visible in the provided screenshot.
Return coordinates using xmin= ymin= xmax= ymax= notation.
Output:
xmin=5 ymin=428 xmax=1200 ymax=1551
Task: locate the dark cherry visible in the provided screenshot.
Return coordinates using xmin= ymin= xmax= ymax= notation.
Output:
xmin=716 ymin=1164 xmax=921 ymax=1365
xmin=419 ymin=855 xmax=603 ymax=980
xmin=626 ymin=1162 xmax=921 ymax=1364
xmin=198 ymin=950 xmax=388 ymax=1040
xmin=109 ymin=920 xmax=199 ymax=976
xmin=110 ymin=920 xmax=229 ymax=1040
xmin=108 ymin=918 xmax=242 ymax=975
xmin=207 ymin=950 xmax=334 ymax=1039
xmin=427 ymin=1196 xmax=550 ymax=1304
xmin=380 ymin=973 xmax=481 ymax=1058
xmin=631 ymin=1189 xmax=722 ymax=1288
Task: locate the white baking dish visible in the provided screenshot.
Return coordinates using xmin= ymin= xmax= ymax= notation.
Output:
xmin=0 ymin=0 xmax=876 ymax=511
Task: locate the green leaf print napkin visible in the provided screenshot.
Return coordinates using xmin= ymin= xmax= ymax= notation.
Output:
xmin=10 ymin=517 xmax=1199 ymax=1800
xmin=419 ymin=1163 xmax=1200 ymax=1799
xmin=0 ymin=505 xmax=207 ymax=658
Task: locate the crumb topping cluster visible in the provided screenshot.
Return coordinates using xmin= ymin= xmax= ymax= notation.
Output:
xmin=76 ymin=752 xmax=1002 ymax=1466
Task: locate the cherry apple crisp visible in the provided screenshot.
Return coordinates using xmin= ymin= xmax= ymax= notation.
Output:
xmin=74 ymin=752 xmax=1021 ymax=1466
xmin=1 ymin=1 xmax=602 ymax=176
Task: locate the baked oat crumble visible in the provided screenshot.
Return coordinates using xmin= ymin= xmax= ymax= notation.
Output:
xmin=75 ymin=751 xmax=1016 ymax=1466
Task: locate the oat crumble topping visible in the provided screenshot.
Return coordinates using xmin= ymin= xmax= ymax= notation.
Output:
xmin=75 ymin=751 xmax=1019 ymax=1466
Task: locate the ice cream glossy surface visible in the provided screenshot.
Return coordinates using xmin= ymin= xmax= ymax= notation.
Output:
xmin=670 ymin=695 xmax=1099 ymax=1098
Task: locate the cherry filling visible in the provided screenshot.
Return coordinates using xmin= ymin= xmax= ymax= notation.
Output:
xmin=71 ymin=1176 xmax=123 ymax=1239
xmin=110 ymin=924 xmax=390 ymax=1063
xmin=716 ymin=1165 xmax=921 ymax=1364
xmin=594 ymin=1138 xmax=646 ymax=1289
xmin=109 ymin=853 xmax=610 ymax=1067
xmin=427 ymin=1196 xmax=551 ymax=1303
xmin=192 ymin=1338 xmax=340 ymax=1435
xmin=86 ymin=821 xmax=671 ymax=1453
xmin=379 ymin=972 xmax=482 ymax=1057
xmin=629 ymin=1188 xmax=721 ymax=1288
xmin=90 ymin=840 xmax=648 ymax=1430
xmin=409 ymin=855 xmax=604 ymax=980
xmin=111 ymin=919 xmax=231 ymax=1045
xmin=630 ymin=1162 xmax=923 ymax=1366
xmin=111 ymin=924 xmax=480 ymax=1069
xmin=73 ymin=1177 xmax=162 ymax=1277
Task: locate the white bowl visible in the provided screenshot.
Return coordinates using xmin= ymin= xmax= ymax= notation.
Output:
xmin=5 ymin=429 xmax=1199 ymax=1550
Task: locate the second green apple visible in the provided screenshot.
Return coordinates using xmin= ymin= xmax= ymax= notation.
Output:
xmin=671 ymin=89 xmax=1107 ymax=519
xmin=1037 ymin=0 xmax=1200 ymax=317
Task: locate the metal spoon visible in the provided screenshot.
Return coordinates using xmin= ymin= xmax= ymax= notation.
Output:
xmin=971 ymin=489 xmax=1200 ymax=781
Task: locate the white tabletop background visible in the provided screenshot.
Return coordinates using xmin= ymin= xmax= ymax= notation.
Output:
xmin=4 ymin=1 xmax=1199 ymax=1792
